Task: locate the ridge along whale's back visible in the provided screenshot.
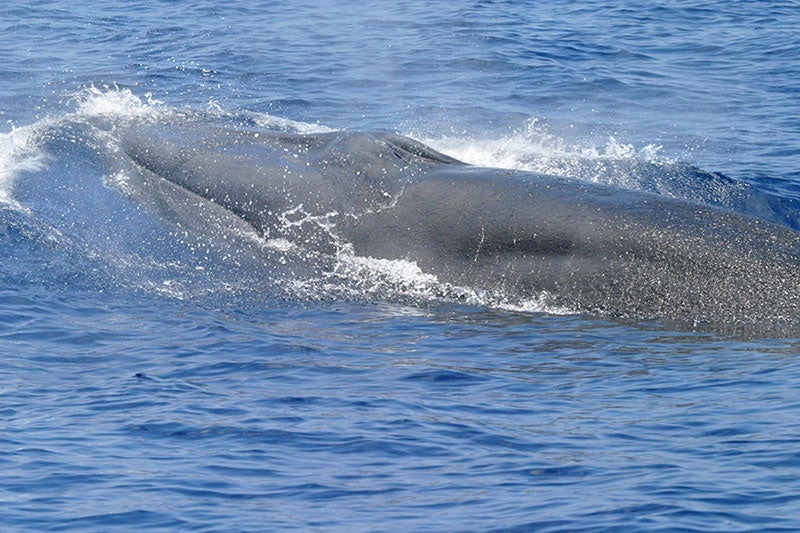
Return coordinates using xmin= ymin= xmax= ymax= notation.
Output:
xmin=117 ymin=123 xmax=800 ymax=328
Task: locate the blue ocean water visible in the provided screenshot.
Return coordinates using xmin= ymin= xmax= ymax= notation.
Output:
xmin=2 ymin=1 xmax=800 ymax=530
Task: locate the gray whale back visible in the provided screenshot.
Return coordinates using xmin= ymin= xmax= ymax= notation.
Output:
xmin=118 ymin=123 xmax=800 ymax=327
xmin=118 ymin=126 xmax=454 ymax=220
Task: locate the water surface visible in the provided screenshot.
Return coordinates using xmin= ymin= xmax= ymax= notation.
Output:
xmin=2 ymin=1 xmax=800 ymax=530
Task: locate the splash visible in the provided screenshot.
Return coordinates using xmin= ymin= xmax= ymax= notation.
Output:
xmin=333 ymin=250 xmax=442 ymax=298
xmin=0 ymin=86 xmax=171 ymax=211
xmin=71 ymin=85 xmax=168 ymax=121
xmin=325 ymin=246 xmax=574 ymax=315
xmin=496 ymin=293 xmax=573 ymax=315
xmin=68 ymin=85 xmax=337 ymax=134
xmin=247 ymin=111 xmax=337 ymax=134
xmin=409 ymin=117 xmax=667 ymax=189
xmin=1 ymin=84 xmax=339 ymax=202
xmin=0 ymin=123 xmax=48 ymax=211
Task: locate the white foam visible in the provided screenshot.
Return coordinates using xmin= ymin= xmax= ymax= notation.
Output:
xmin=0 ymin=123 xmax=48 ymax=212
xmin=264 ymin=238 xmax=297 ymax=253
xmin=495 ymin=292 xmax=573 ymax=315
xmin=334 ymin=252 xmax=440 ymax=294
xmin=71 ymin=85 xmax=167 ymax=121
xmin=330 ymin=247 xmax=575 ymax=315
xmin=278 ymin=204 xmax=339 ymax=231
xmin=247 ymin=110 xmax=337 ymax=134
xmin=71 ymin=86 xmax=338 ymax=134
xmin=0 ymin=86 xmax=176 ymax=209
xmin=409 ymin=117 xmax=664 ymax=177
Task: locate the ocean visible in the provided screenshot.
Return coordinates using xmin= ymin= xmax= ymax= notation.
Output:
xmin=2 ymin=1 xmax=800 ymax=530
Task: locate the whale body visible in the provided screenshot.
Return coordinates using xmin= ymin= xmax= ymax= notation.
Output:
xmin=117 ymin=123 xmax=800 ymax=327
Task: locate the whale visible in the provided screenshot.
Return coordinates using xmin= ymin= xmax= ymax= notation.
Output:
xmin=116 ymin=122 xmax=800 ymax=328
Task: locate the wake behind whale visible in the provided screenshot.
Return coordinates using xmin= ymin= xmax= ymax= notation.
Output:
xmin=115 ymin=119 xmax=800 ymax=328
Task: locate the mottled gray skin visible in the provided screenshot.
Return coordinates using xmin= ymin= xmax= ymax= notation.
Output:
xmin=119 ymin=124 xmax=800 ymax=327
